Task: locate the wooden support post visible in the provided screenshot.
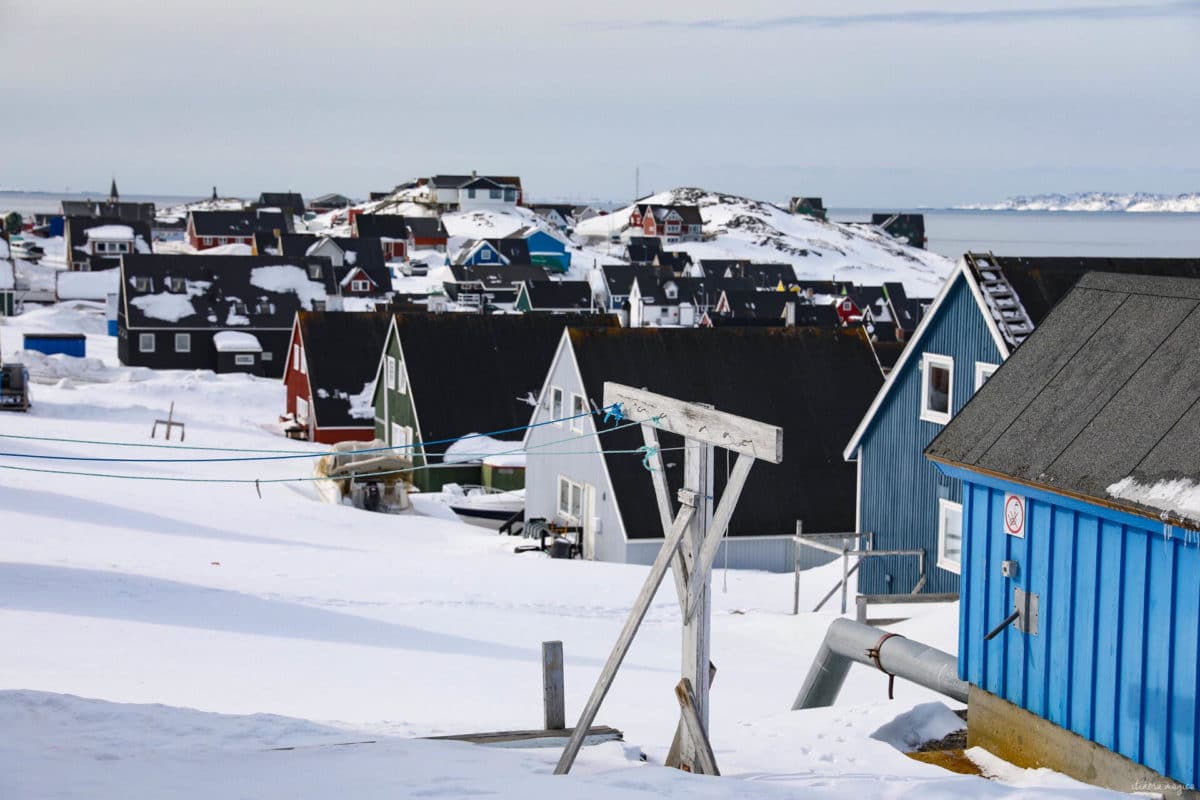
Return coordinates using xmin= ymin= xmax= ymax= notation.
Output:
xmin=554 ymin=499 xmax=697 ymax=775
xmin=684 ymin=453 xmax=755 ymax=622
xmin=679 ymin=436 xmax=713 ymax=773
xmin=793 ymin=520 xmax=803 ymax=615
xmin=841 ymin=547 xmax=850 ymax=615
xmin=674 ymin=678 xmax=720 ymax=776
xmin=543 ymin=641 xmax=565 ymax=731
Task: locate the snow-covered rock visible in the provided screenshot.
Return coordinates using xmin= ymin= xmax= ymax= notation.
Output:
xmin=575 ymin=187 xmax=953 ymax=295
xmin=960 ymin=192 xmax=1200 ymax=213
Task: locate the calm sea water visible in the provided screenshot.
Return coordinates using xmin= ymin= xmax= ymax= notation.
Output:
xmin=834 ymin=208 xmax=1200 ymax=259
xmin=2 ymin=192 xmax=1196 ymax=259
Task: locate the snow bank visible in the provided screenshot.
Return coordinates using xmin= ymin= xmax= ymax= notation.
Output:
xmin=83 ymin=224 xmax=134 ymax=241
xmin=131 ymin=292 xmax=196 ymax=322
xmin=0 ymin=260 xmax=13 ymax=290
xmin=870 ymin=701 xmax=964 ymax=752
xmin=213 ymin=331 xmax=262 ymax=352
xmin=250 ymin=265 xmax=326 ymax=309
xmin=56 ymin=269 xmax=118 ymax=301
xmin=201 ymin=242 xmax=254 ymax=256
xmin=1107 ymin=476 xmax=1200 ymax=524
xmin=442 ymin=434 xmax=519 ymax=464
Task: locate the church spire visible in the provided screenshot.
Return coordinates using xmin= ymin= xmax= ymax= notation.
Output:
xmin=109 ymin=177 xmax=119 ymax=203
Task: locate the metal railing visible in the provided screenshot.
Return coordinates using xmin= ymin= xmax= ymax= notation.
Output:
xmin=792 ymin=521 xmax=929 ymax=615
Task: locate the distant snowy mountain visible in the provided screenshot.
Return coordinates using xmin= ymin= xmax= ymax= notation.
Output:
xmin=959 ymin=192 xmax=1200 ymax=213
xmin=575 ymin=187 xmax=953 ymax=295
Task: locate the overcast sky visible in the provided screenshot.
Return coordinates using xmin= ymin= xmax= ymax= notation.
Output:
xmin=2 ymin=0 xmax=1197 ymax=206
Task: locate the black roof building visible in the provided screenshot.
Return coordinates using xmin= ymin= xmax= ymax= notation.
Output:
xmin=927 ymin=272 xmax=1200 ymax=529
xmin=190 ymin=209 xmax=293 ymax=238
xmin=404 ymin=216 xmax=449 ymax=241
xmin=117 ymin=254 xmax=336 ymax=377
xmin=64 ymin=216 xmax=153 ymax=271
xmin=293 ymin=310 xmax=392 ymax=430
xmin=391 ymin=313 xmax=614 ymax=449
xmin=61 ymin=199 xmax=156 ymax=224
xmin=653 ymin=251 xmax=693 ymax=271
xmin=444 ymin=265 xmax=549 ymax=307
xmin=600 ymin=264 xmax=672 ymax=300
xmin=352 ymin=214 xmax=411 ymax=240
xmin=516 ymin=280 xmax=595 ymax=312
xmin=626 ymin=236 xmax=663 ymax=265
xmin=568 ymin=326 xmax=883 ymax=538
xmin=256 ymin=192 xmax=305 ymax=214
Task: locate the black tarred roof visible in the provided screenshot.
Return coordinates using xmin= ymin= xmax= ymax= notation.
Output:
xmin=190 ymin=210 xmax=291 ymax=237
xmin=353 ymin=214 xmax=410 ymax=239
xmin=392 ymin=313 xmax=616 ymax=448
xmin=296 ymin=310 xmax=393 ymax=429
xmin=568 ymin=326 xmax=883 ymax=538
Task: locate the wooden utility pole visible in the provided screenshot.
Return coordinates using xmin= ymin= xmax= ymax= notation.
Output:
xmin=554 ymin=382 xmax=782 ymax=775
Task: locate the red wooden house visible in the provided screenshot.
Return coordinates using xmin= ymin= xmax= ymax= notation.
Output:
xmin=283 ymin=310 xmax=393 ymax=444
xmin=351 ymin=214 xmax=410 ymax=261
xmin=628 ymin=204 xmax=703 ymax=243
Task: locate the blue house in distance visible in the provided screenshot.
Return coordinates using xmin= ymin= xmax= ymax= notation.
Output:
xmin=926 ymin=272 xmax=1200 ymax=796
xmin=844 ymin=254 xmax=1200 ymax=597
xmin=512 ymin=226 xmax=571 ymax=273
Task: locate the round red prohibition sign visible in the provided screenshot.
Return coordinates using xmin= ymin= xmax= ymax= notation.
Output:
xmin=1004 ymin=495 xmax=1025 ymax=535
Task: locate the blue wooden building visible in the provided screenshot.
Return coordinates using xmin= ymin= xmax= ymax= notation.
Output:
xmin=516 ymin=227 xmax=571 ymax=273
xmin=927 ymin=272 xmax=1200 ymax=793
xmin=845 ymin=254 xmax=1200 ymax=597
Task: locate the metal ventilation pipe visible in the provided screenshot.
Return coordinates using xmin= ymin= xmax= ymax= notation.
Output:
xmin=793 ymin=618 xmax=968 ymax=710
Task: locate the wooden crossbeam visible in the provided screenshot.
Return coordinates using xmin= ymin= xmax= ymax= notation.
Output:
xmin=604 ymin=383 xmax=782 ymax=462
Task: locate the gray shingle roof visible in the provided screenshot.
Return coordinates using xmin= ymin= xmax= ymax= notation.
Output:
xmin=926 ymin=272 xmax=1200 ymax=528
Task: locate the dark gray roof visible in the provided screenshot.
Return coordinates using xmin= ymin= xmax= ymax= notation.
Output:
xmin=447 ymin=264 xmax=549 ymax=288
xmin=519 ymin=281 xmax=594 ymax=310
xmin=969 ymin=255 xmax=1200 ymax=327
xmin=926 ymin=272 xmax=1200 ymax=528
xmin=61 ymin=199 xmax=156 ymax=223
xmin=296 ymin=311 xmax=392 ymax=428
xmin=120 ymin=254 xmax=336 ymax=331
xmin=405 ymin=216 xmax=448 ymax=240
xmin=191 ymin=210 xmax=291 ymax=237
xmin=353 ymin=214 xmax=410 ymax=239
xmin=601 ymin=264 xmax=672 ymax=298
xmin=569 ymin=327 xmax=883 ymax=538
xmin=257 ymin=192 xmax=305 ymax=212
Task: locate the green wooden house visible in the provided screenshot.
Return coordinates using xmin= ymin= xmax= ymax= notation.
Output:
xmin=371 ymin=312 xmax=615 ymax=492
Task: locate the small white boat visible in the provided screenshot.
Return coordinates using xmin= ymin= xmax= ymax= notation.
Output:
xmin=444 ymin=484 xmax=524 ymax=529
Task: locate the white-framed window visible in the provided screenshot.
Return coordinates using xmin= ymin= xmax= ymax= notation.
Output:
xmin=308 ymin=263 xmax=323 ymax=280
xmin=391 ymin=423 xmax=411 ymax=449
xmin=351 ymin=279 xmax=370 ymax=292
xmin=296 ymin=395 xmax=308 ymax=424
xmin=262 ymin=351 xmax=273 ymax=361
xmin=975 ymin=361 xmax=999 ymax=391
xmin=385 ymin=356 xmax=396 ymax=390
xmin=396 ymin=361 xmax=407 ymax=393
xmin=937 ymin=498 xmax=963 ymax=574
xmin=168 ymin=276 xmax=186 ymax=293
xmin=480 ymin=248 xmax=492 ymax=261
xmin=920 ymin=353 xmax=953 ymax=425
xmin=551 ymin=386 xmax=564 ymax=424
xmin=489 ymin=188 xmax=501 ymax=199
xmin=138 ymin=333 xmax=155 ymax=353
xmin=557 ymin=476 xmax=583 ymax=522
xmin=570 ymin=394 xmax=586 ymax=432
xmin=202 ymin=237 xmax=212 ymax=247
xmin=133 ymin=276 xmax=153 ymax=292
xmin=174 ymin=333 xmax=191 ymax=353
xmin=293 ymin=344 xmax=302 ymax=371
xmin=234 ymin=353 xmax=255 ymax=366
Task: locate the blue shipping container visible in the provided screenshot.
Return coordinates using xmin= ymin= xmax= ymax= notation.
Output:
xmin=23 ymin=333 xmax=86 ymax=358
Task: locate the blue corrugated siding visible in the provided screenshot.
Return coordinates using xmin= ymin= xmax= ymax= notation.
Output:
xmin=858 ymin=274 xmax=1002 ymax=595
xmin=958 ymin=472 xmax=1200 ymax=788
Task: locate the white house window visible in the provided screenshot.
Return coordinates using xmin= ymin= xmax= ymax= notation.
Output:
xmin=489 ymin=188 xmax=501 ymax=199
xmin=570 ymin=394 xmax=586 ymax=432
xmin=234 ymin=354 xmax=255 ymax=366
xmin=385 ymin=356 xmax=396 ymax=390
xmin=551 ymin=386 xmax=564 ymax=425
xmin=480 ymin=248 xmax=491 ymax=261
xmin=467 ymin=188 xmax=476 ymax=199
xmin=202 ymin=237 xmax=213 ymax=247
xmin=391 ymin=423 xmax=410 ymax=449
xmin=396 ymin=361 xmax=407 ymax=393
xmin=351 ymin=280 xmax=370 ymax=292
xmin=293 ymin=344 xmax=302 ymax=371
xmin=296 ymin=396 xmax=308 ymax=424
xmin=174 ymin=333 xmax=191 ymax=353
xmin=167 ymin=277 xmax=186 ymax=293
xmin=975 ymin=362 xmax=999 ymax=391
xmin=138 ymin=333 xmax=155 ymax=353
xmin=133 ymin=276 xmax=153 ymax=292
xmin=557 ymin=476 xmax=583 ymax=522
xmin=920 ymin=353 xmax=954 ymax=425
xmin=937 ymin=498 xmax=963 ymax=574
xmin=262 ymin=351 xmax=273 ymax=362
xmin=308 ymin=264 xmax=322 ymax=279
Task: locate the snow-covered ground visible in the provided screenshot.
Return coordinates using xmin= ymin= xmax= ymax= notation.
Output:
xmin=575 ymin=188 xmax=953 ymax=295
xmin=959 ymin=192 xmax=1200 ymax=213
xmin=0 ymin=304 xmax=1128 ymax=798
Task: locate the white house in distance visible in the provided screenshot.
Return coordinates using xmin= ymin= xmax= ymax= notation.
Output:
xmin=426 ymin=173 xmax=522 ymax=211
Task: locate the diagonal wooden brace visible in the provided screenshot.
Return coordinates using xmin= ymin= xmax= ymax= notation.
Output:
xmin=674 ymin=678 xmax=721 ymax=776
xmin=554 ymin=498 xmax=697 ymax=775
xmin=683 ymin=453 xmax=755 ymax=622
xmin=640 ymin=424 xmax=692 ymax=609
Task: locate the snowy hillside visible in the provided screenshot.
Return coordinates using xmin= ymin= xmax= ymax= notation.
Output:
xmin=576 ymin=188 xmax=953 ymax=295
xmin=960 ymin=191 xmax=1200 ymax=213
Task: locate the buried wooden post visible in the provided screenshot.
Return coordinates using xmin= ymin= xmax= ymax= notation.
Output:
xmin=674 ymin=678 xmax=720 ymax=776
xmin=543 ymin=641 xmax=565 ymax=731
xmin=665 ymin=661 xmax=716 ymax=769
